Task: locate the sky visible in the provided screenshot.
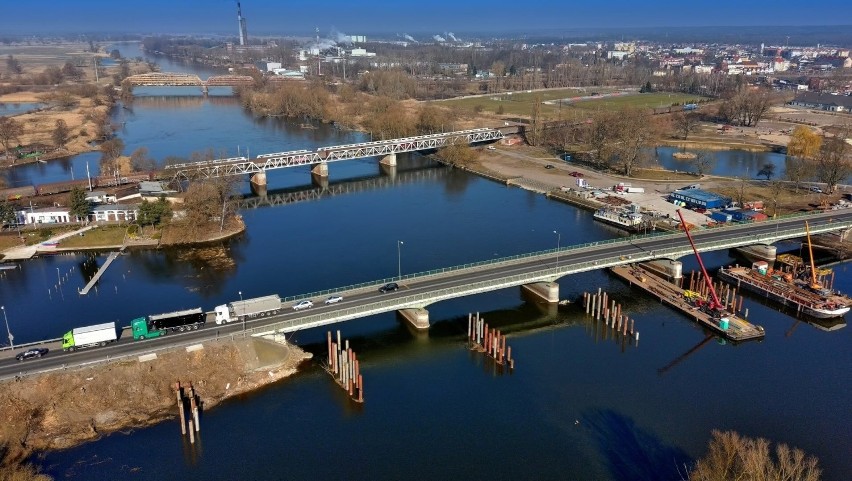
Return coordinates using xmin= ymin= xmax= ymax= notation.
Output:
xmin=2 ymin=0 xmax=851 ymax=36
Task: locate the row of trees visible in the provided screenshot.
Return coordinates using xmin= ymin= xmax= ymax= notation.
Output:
xmin=786 ymin=126 xmax=851 ymax=193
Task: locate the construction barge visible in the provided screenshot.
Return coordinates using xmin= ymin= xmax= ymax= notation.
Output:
xmin=611 ymin=264 xmax=765 ymax=342
xmin=717 ymin=221 xmax=851 ymax=319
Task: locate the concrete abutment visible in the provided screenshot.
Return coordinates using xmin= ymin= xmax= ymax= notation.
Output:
xmin=521 ymin=282 xmax=559 ymax=303
xmin=398 ymin=308 xmax=430 ymax=330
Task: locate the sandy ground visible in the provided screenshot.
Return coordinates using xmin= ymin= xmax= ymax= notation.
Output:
xmin=0 ymin=336 xmax=311 ymax=465
xmin=476 ymin=144 xmax=715 ymax=225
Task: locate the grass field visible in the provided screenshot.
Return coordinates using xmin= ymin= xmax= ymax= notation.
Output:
xmin=568 ymin=92 xmax=705 ymax=111
xmin=438 ymin=89 xmax=707 ymax=120
xmin=58 ymin=225 xmax=126 ymax=248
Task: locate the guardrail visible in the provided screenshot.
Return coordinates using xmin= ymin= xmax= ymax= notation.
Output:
xmin=280 ymin=211 xmax=851 ymax=303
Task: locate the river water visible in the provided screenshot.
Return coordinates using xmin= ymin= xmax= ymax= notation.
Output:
xmin=0 ymin=43 xmax=848 ymax=480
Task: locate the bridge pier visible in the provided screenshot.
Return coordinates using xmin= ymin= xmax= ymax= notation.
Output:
xmin=311 ymin=162 xmax=329 ymax=188
xmin=379 ymin=153 xmax=397 ymax=167
xmin=521 ymin=282 xmax=559 ymax=303
xmin=398 ymin=308 xmax=429 ymax=330
xmin=201 ymin=84 xmax=208 ymax=96
xmin=643 ymin=259 xmax=683 ymax=282
xmin=249 ymin=181 xmax=267 ymax=197
xmin=735 ymin=244 xmax=777 ymax=263
xmin=250 ymin=171 xmax=267 ymax=187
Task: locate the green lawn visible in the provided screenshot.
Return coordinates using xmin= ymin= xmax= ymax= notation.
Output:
xmin=58 ymin=225 xmax=126 ymax=248
xmin=568 ymin=92 xmax=706 ymax=111
xmin=438 ymin=89 xmax=707 ymax=119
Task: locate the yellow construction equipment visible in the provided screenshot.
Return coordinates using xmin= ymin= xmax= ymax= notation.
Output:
xmin=805 ymin=221 xmax=821 ymax=290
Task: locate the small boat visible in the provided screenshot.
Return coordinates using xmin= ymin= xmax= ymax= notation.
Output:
xmin=0 ymin=264 xmax=19 ymax=271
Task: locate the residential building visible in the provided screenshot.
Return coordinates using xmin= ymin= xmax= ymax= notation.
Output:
xmin=789 ymin=92 xmax=852 ymax=112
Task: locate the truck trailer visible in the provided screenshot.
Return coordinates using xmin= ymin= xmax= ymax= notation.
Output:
xmin=131 ymin=307 xmax=205 ymax=340
xmin=215 ymin=294 xmax=281 ymax=324
xmin=62 ymin=322 xmax=118 ymax=351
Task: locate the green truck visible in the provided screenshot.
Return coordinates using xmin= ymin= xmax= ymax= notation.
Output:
xmin=131 ymin=307 xmax=205 ymax=340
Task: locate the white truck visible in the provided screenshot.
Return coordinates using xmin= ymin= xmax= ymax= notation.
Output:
xmin=62 ymin=322 xmax=118 ymax=351
xmin=214 ymin=294 xmax=281 ymax=324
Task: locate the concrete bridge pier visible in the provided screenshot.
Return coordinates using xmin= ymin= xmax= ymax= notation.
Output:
xmin=201 ymin=84 xmax=208 ymax=96
xmin=521 ymin=282 xmax=559 ymax=303
xmin=735 ymin=244 xmax=777 ymax=263
xmin=398 ymin=308 xmax=429 ymax=330
xmin=250 ymin=171 xmax=267 ymax=188
xmin=249 ymin=181 xmax=267 ymax=197
xmin=643 ymin=259 xmax=683 ymax=282
xmin=379 ymin=153 xmax=397 ymax=167
xmin=311 ymin=162 xmax=329 ymax=188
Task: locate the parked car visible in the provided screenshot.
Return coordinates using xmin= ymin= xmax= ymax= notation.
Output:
xmin=15 ymin=347 xmax=48 ymax=361
xmin=292 ymin=300 xmax=314 ymax=310
xmin=809 ymin=186 xmax=823 ymax=193
xmin=487 ymin=146 xmax=496 ymax=151
xmin=569 ymin=171 xmax=583 ymax=177
xmin=379 ymin=282 xmax=399 ymax=293
xmin=325 ymin=295 xmax=344 ymax=304
xmin=544 ymin=164 xmax=555 ymax=170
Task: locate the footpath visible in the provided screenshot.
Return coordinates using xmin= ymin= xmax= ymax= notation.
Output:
xmin=1 ymin=225 xmax=96 ymax=261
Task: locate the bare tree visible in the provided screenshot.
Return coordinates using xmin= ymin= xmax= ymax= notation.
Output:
xmin=99 ymin=138 xmax=124 ymax=177
xmin=757 ymin=162 xmax=776 ymax=180
xmin=688 ymin=430 xmax=821 ymax=481
xmin=815 ymin=132 xmax=851 ymax=193
xmin=0 ymin=117 xmax=23 ymax=163
xmin=673 ymin=111 xmax=700 ymax=140
xmin=693 ymin=151 xmax=716 ymax=176
xmin=130 ymin=146 xmax=157 ymax=172
xmin=5 ymin=54 xmax=22 ymax=75
xmin=52 ymin=119 xmax=70 ymax=150
xmin=612 ymin=108 xmax=656 ymax=176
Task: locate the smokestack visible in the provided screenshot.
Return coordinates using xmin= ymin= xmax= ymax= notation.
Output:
xmin=237 ymin=2 xmax=248 ymax=46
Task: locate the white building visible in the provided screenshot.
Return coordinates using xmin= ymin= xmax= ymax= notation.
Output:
xmin=26 ymin=207 xmax=74 ymax=225
xmin=90 ymin=204 xmax=138 ymax=222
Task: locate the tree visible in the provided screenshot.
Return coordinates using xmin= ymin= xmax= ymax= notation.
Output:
xmin=0 ymin=117 xmax=24 ymax=162
xmin=177 ymin=177 xmax=239 ymax=238
xmin=693 ymin=151 xmax=716 ymax=176
xmin=130 ymin=147 xmax=156 ymax=172
xmin=757 ymin=162 xmax=776 ymax=180
xmin=137 ymin=198 xmax=172 ymax=226
xmin=68 ymin=187 xmax=91 ymax=221
xmin=688 ymin=430 xmax=821 ymax=481
xmin=52 ymin=119 xmax=70 ymax=150
xmin=528 ymin=94 xmax=544 ymax=146
xmin=415 ymin=104 xmax=447 ymax=134
xmin=0 ymin=200 xmax=16 ymax=226
xmin=436 ymin=141 xmax=478 ymax=166
xmin=62 ymin=61 xmax=84 ymax=82
xmin=99 ymin=138 xmax=125 ymax=177
xmin=815 ymin=133 xmax=851 ymax=193
xmin=673 ymin=111 xmax=700 ymax=140
xmin=109 ymin=49 xmax=121 ymax=60
xmin=719 ymin=88 xmax=772 ymax=127
xmin=611 ymin=108 xmax=656 ymax=176
xmin=787 ymin=126 xmax=822 ymax=160
xmin=5 ymin=54 xmax=22 ymax=75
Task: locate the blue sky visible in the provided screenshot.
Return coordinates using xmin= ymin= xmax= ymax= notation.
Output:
xmin=3 ymin=0 xmax=851 ymax=36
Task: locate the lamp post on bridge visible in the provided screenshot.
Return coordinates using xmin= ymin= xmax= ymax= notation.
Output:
xmin=238 ymin=291 xmax=244 ymax=333
xmin=553 ymin=230 xmax=561 ymax=271
xmin=397 ymin=240 xmax=404 ymax=281
xmin=1 ymin=306 xmax=13 ymax=352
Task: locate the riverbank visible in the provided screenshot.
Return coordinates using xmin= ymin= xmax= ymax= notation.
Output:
xmin=0 ymin=335 xmax=311 ymax=473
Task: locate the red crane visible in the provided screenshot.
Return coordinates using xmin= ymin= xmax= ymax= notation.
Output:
xmin=676 ymin=209 xmax=724 ymax=311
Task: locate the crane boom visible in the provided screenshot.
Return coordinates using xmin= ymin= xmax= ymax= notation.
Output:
xmin=804 ymin=221 xmax=820 ymax=289
xmin=676 ymin=209 xmax=723 ymax=310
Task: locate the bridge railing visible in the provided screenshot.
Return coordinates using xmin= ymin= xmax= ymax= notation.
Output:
xmin=279 ymin=211 xmax=847 ymax=304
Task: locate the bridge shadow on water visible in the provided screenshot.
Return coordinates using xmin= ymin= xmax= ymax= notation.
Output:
xmin=581 ymin=409 xmax=692 ymax=481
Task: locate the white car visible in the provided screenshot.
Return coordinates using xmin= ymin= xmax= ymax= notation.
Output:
xmin=325 ymin=295 xmax=344 ymax=304
xmin=487 ymin=146 xmax=496 ymax=151
xmin=293 ymin=300 xmax=314 ymax=310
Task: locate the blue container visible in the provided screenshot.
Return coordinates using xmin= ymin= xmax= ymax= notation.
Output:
xmin=710 ymin=211 xmax=732 ymax=223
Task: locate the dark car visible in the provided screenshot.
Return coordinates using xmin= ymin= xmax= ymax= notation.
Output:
xmin=15 ymin=347 xmax=48 ymax=361
xmin=379 ymin=282 xmax=399 ymax=293
xmin=569 ymin=171 xmax=583 ymax=177
xmin=544 ymin=164 xmax=555 ymax=170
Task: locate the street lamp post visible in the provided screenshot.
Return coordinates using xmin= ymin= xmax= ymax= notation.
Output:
xmin=553 ymin=230 xmax=561 ymax=270
xmin=397 ymin=240 xmax=404 ymax=280
xmin=238 ymin=291 xmax=244 ymax=332
xmin=1 ymin=306 xmax=13 ymax=351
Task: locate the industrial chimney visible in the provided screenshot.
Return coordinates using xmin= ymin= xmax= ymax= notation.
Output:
xmin=237 ymin=2 xmax=248 ymax=46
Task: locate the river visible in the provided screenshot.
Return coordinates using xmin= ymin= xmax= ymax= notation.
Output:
xmin=1 ymin=43 xmax=849 ymax=480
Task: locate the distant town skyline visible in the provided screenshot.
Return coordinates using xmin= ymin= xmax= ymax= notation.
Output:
xmin=4 ymin=0 xmax=852 ymax=36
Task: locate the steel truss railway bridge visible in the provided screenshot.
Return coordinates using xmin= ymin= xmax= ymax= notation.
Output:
xmin=123 ymin=72 xmax=256 ymax=94
xmin=2 ymin=211 xmax=851 ymax=380
xmin=162 ymin=127 xmax=510 ymax=185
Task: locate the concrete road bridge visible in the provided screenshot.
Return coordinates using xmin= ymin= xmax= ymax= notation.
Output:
xmin=161 ymin=127 xmax=511 ymax=186
xmin=123 ymin=72 xmax=255 ymax=94
xmin=3 ymin=210 xmax=850 ymax=380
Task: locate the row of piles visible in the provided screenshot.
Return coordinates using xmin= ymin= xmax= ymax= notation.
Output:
xmin=175 ymin=381 xmax=201 ymax=444
xmin=468 ymin=312 xmax=514 ymax=369
xmin=327 ymin=330 xmax=364 ymax=403
xmin=688 ymin=271 xmax=748 ymax=317
xmin=582 ymin=288 xmax=639 ymax=341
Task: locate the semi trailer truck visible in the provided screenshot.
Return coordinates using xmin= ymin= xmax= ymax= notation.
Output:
xmin=214 ymin=294 xmax=281 ymax=324
xmin=131 ymin=307 xmax=205 ymax=340
xmin=62 ymin=322 xmax=118 ymax=351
